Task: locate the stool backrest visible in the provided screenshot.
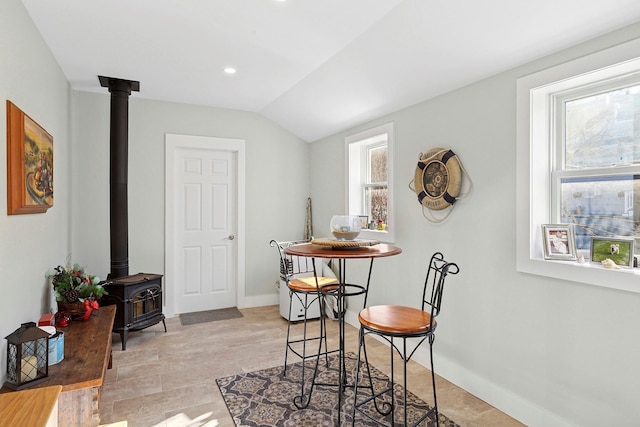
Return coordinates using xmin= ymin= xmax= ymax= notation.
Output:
xmin=269 ymin=239 xmax=318 ymax=282
xmin=422 ymin=252 xmax=460 ymax=318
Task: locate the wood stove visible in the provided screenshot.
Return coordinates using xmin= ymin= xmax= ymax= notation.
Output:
xmin=102 ymin=273 xmax=166 ymax=350
xmin=98 ymin=76 xmax=166 ymax=350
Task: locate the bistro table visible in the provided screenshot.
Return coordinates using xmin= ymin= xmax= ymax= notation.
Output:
xmin=284 ymin=239 xmax=402 ymax=424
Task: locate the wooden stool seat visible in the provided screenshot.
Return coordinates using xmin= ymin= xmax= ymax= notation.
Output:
xmin=358 ymin=305 xmax=436 ymax=336
xmin=289 ymin=276 xmax=338 ymax=293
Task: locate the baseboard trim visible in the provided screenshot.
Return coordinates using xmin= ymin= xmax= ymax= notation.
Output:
xmin=239 ymin=293 xmax=278 ymax=309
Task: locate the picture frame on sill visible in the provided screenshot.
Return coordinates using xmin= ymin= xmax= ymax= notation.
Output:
xmin=541 ymin=224 xmax=577 ymax=260
xmin=590 ymin=237 xmax=634 ymax=268
xmin=358 ymin=215 xmax=368 ymax=229
xmin=6 ymin=101 xmax=53 ymax=215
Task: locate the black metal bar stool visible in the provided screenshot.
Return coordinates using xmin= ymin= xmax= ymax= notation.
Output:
xmin=270 ymin=239 xmax=339 ymax=408
xmin=351 ymin=252 xmax=459 ymax=426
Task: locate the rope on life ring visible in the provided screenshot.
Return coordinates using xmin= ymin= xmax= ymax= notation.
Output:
xmin=409 ymin=148 xmax=472 ymax=223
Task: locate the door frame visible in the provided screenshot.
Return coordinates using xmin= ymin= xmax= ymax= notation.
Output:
xmin=165 ymin=133 xmax=246 ymax=317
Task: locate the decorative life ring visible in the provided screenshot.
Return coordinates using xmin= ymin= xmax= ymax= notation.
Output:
xmin=413 ymin=148 xmax=463 ymax=211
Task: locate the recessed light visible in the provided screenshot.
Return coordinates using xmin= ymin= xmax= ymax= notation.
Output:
xmin=224 ymin=67 xmax=236 ymax=75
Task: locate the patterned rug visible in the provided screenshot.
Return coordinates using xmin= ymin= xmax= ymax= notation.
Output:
xmin=216 ymin=352 xmax=459 ymax=426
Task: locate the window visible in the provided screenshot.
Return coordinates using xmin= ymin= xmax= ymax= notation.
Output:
xmin=553 ymin=81 xmax=640 ymax=250
xmin=346 ymin=123 xmax=395 ymax=243
xmin=517 ymin=38 xmax=640 ymax=293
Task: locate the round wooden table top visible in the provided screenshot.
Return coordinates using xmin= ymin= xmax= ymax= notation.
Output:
xmin=284 ymin=241 xmax=402 ymax=259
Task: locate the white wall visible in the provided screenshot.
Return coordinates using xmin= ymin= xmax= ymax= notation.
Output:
xmin=309 ymin=22 xmax=640 ymax=427
xmin=71 ymin=92 xmax=311 ymax=307
xmin=0 ymin=0 xmax=72 ymax=386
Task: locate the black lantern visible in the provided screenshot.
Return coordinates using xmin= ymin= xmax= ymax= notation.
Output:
xmin=4 ymin=322 xmax=49 ymax=390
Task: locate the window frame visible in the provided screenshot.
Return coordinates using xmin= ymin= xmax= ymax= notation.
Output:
xmin=550 ymin=76 xmax=640 ymax=242
xmin=516 ymin=38 xmax=640 ymax=293
xmin=346 ymin=122 xmax=395 ymax=243
xmin=363 ymin=141 xmax=388 ymax=221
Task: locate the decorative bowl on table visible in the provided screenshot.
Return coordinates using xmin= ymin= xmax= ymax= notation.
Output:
xmin=330 ymin=215 xmax=362 ymax=240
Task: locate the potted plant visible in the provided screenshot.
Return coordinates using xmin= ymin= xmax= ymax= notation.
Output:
xmin=48 ymin=263 xmax=106 ymax=316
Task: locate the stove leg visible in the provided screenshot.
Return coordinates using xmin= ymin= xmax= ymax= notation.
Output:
xmin=119 ymin=330 xmax=128 ymax=350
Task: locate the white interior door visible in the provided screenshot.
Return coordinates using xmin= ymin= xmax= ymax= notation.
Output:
xmin=165 ymin=134 xmax=245 ymax=315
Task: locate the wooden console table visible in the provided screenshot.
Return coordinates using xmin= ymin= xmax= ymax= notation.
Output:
xmin=1 ymin=305 xmax=116 ymax=427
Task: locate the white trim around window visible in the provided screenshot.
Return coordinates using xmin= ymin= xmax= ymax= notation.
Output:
xmin=346 ymin=122 xmax=395 ymax=243
xmin=516 ymin=38 xmax=640 ymax=293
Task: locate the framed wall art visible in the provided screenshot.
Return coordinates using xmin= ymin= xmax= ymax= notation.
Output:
xmin=6 ymin=101 xmax=53 ymax=215
xmin=541 ymin=224 xmax=577 ymax=260
xmin=590 ymin=237 xmax=634 ymax=268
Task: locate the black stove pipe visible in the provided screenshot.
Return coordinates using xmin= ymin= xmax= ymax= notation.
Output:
xmin=98 ymin=76 xmax=140 ymax=280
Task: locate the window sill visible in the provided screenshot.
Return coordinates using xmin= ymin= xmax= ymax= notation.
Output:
xmin=517 ymin=256 xmax=640 ymax=294
xmin=359 ymin=228 xmax=394 ymax=243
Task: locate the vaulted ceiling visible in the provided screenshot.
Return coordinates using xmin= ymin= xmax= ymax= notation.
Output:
xmin=21 ymin=0 xmax=640 ymax=141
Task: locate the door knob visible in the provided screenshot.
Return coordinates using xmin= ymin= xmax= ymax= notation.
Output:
xmin=226 ymin=235 xmax=235 ymax=240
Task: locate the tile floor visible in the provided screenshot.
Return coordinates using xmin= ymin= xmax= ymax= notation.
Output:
xmin=99 ymin=305 xmax=524 ymax=427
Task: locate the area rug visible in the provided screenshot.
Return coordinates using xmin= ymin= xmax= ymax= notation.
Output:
xmin=216 ymin=352 xmax=459 ymax=426
xmin=179 ymin=307 xmax=243 ymax=325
